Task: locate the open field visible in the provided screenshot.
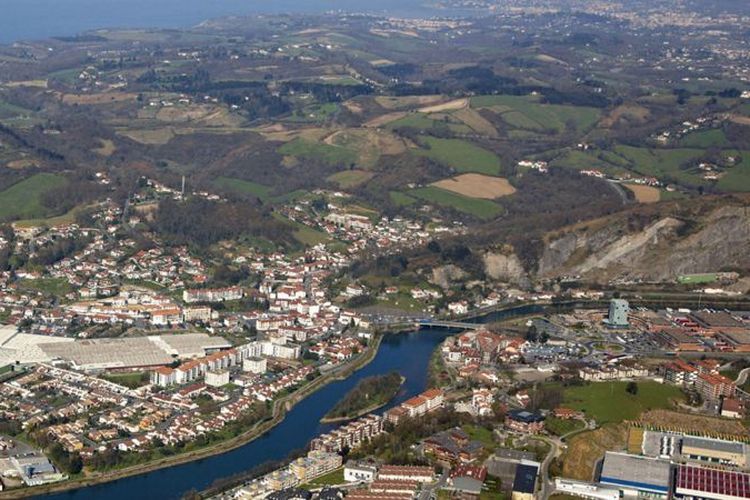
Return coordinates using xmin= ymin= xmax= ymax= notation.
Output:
xmin=431 ymin=173 xmax=515 ymax=199
xmin=637 ymin=409 xmax=748 ymax=436
xmin=0 ymin=173 xmax=67 ymax=221
xmin=62 ymin=92 xmax=138 ymax=105
xmin=415 ymin=137 xmax=502 ymax=175
xmin=453 ymin=107 xmax=499 ymax=137
xmin=273 ymin=213 xmax=331 ymax=246
xmin=375 ymin=95 xmax=444 ymax=110
xmin=418 ymin=97 xmax=469 ymax=113
xmin=328 ymin=170 xmax=375 ymax=188
xmin=363 ymin=111 xmax=408 ymax=128
xmin=324 ymin=128 xmax=408 ymax=167
xmin=716 ymin=152 xmax=750 ymax=192
xmin=118 ymin=127 xmax=176 ymax=145
xmin=278 ymin=138 xmax=357 ymax=166
xmin=613 ymin=145 xmax=706 ymax=185
xmin=624 ymin=184 xmax=661 ymax=203
xmin=678 ymin=128 xmax=730 ymax=148
xmin=214 ymin=176 xmax=272 ymax=201
xmin=471 ymin=94 xmax=601 ymax=134
xmin=562 ymin=381 xmax=684 ymax=424
xmin=599 ymin=104 xmax=650 ymax=128
xmin=389 ymin=191 xmax=418 ymax=206
xmin=411 ymin=186 xmax=503 ymax=219
xmin=559 ymin=424 xmax=628 ymax=481
xmin=385 ymin=113 xmax=473 ymax=134
xmin=93 ymin=139 xmax=117 ymax=157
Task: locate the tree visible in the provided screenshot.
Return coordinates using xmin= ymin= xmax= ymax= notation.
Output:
xmin=626 ymin=381 xmax=639 ymax=395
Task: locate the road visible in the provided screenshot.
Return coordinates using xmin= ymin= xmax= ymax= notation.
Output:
xmin=536 ymin=419 xmax=596 ymax=500
xmin=419 ymin=471 xmax=448 ymax=500
xmin=735 ymin=367 xmax=750 ymax=386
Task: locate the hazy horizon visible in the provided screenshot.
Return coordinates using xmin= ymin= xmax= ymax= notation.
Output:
xmin=0 ymin=0 xmax=443 ymax=44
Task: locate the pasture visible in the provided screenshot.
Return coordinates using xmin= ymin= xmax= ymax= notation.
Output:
xmin=415 ymin=137 xmax=502 ymax=175
xmin=411 ymin=186 xmax=503 ymax=220
xmin=0 ymin=173 xmax=67 ymax=221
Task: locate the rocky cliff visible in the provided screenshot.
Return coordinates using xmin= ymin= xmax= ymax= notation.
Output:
xmin=536 ymin=199 xmax=750 ymax=282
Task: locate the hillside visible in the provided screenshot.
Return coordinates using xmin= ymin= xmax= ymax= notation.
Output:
xmin=536 ymin=194 xmax=750 ymax=283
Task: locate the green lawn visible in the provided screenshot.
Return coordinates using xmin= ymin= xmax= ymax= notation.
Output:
xmin=415 ymin=136 xmax=502 ymax=175
xmin=678 ymin=273 xmax=718 ymax=285
xmin=545 ymin=417 xmax=585 ymax=437
xmin=463 ymin=424 xmax=496 ymax=449
xmin=0 ymin=173 xmax=68 ymax=220
xmin=301 ymin=467 xmax=345 ymax=488
xmin=562 ymin=381 xmax=684 ymax=424
xmin=278 ymin=138 xmax=357 ymax=166
xmin=214 ymin=176 xmax=272 ymax=201
xmin=412 ymin=186 xmax=503 ymax=220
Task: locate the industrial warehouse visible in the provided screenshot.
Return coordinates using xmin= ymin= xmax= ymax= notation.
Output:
xmin=0 ymin=328 xmax=231 ymax=371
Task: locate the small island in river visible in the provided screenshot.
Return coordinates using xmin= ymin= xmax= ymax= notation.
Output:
xmin=321 ymin=371 xmax=404 ymax=423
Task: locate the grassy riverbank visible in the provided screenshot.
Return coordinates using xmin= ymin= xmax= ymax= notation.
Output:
xmin=0 ymin=334 xmax=384 ymax=499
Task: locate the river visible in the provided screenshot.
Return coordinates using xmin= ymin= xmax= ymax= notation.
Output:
xmin=40 ymin=329 xmax=450 ymax=500
xmin=40 ymin=303 xmax=548 ymax=500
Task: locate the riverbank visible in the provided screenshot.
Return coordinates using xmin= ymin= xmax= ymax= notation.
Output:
xmin=0 ymin=334 xmax=384 ymax=500
xmin=320 ymin=374 xmax=405 ymax=424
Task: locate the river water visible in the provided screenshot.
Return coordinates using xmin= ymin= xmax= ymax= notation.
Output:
xmin=41 ymin=304 xmax=546 ymax=499
xmin=41 ymin=329 xmax=451 ymax=499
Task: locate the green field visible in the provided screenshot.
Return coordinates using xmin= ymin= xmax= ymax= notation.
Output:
xmin=679 ymin=129 xmax=731 ymax=148
xmin=272 ymin=213 xmax=331 ymax=246
xmin=415 ymin=137 xmax=502 ymax=175
xmin=545 ymin=417 xmax=586 ymax=436
xmin=301 ymin=467 xmax=345 ymax=488
xmin=412 ymin=186 xmax=503 ymax=220
xmin=214 ymin=176 xmax=272 ymax=200
xmin=386 ymin=113 xmax=473 ymax=134
xmin=389 ymin=190 xmax=418 ymax=207
xmin=716 ymin=152 xmax=750 ymax=192
xmin=613 ymin=145 xmax=707 ymax=186
xmin=327 ymin=170 xmax=373 ymax=188
xmin=562 ymin=381 xmax=684 ymax=424
xmin=471 ymin=94 xmax=601 ymax=134
xmin=278 ymin=138 xmax=357 ymax=166
xmin=17 ymin=278 xmax=73 ymax=297
xmin=677 ymin=273 xmax=718 ymax=284
xmin=0 ymin=173 xmax=68 ymax=221
xmin=285 ymin=102 xmax=340 ymax=123
xmin=550 ymin=149 xmax=629 ymax=176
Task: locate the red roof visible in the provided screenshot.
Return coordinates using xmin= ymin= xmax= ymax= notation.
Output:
xmin=677 ymin=465 xmax=750 ymax=498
